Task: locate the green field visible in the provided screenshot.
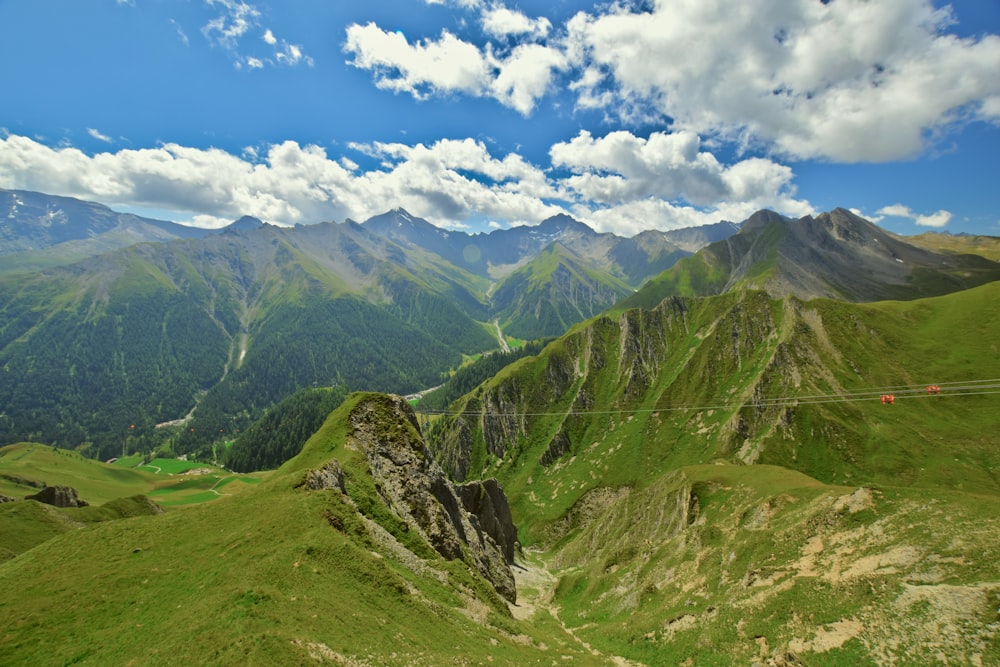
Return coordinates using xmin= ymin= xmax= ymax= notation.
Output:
xmin=0 ymin=444 xmax=270 ymax=557
xmin=1 ymin=444 xmax=267 ymax=505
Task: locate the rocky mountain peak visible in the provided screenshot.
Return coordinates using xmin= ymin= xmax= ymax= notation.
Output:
xmin=224 ymin=215 xmax=265 ymax=233
xmin=536 ymin=213 xmax=594 ymax=236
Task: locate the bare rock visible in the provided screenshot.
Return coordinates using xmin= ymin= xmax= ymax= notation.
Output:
xmin=26 ymin=485 xmax=88 ymax=508
xmin=347 ymin=393 xmax=517 ymax=602
xmin=454 ymin=478 xmax=518 ymax=564
xmin=303 ymin=459 xmax=346 ymax=493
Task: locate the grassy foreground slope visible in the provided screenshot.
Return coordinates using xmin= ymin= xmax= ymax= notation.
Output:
xmin=0 ymin=394 xmax=603 ymax=666
xmin=427 ymin=282 xmax=1000 ymax=664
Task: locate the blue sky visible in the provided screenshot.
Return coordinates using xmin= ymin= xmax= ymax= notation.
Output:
xmin=1 ymin=0 xmax=998 ymax=236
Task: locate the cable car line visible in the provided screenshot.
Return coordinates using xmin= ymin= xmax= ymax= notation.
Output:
xmin=413 ymin=378 xmax=1000 ymax=419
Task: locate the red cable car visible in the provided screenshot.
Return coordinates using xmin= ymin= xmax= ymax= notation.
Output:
xmin=880 ymin=394 xmax=895 ymax=405
xmin=927 ymin=384 xmax=941 ymax=395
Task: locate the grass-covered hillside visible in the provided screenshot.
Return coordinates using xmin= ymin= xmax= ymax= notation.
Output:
xmin=425 ymin=281 xmax=1000 ymax=664
xmin=0 ymin=394 xmax=613 ymax=666
xmin=0 ymin=443 xmax=266 ymax=559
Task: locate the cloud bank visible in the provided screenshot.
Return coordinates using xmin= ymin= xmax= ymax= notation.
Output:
xmin=0 ymin=132 xmax=812 ymax=234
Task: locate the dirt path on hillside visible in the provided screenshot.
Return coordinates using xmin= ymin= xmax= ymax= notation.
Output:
xmin=493 ymin=319 xmax=510 ymax=353
xmin=509 ymin=554 xmax=644 ymax=666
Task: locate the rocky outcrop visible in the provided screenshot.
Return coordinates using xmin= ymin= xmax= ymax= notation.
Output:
xmin=453 ymin=478 xmax=518 ymax=564
xmin=301 ymin=459 xmax=345 ymax=493
xmin=319 ymin=393 xmax=518 ymax=602
xmin=26 ymin=485 xmax=88 ymax=508
xmin=539 ymin=430 xmax=571 ymax=467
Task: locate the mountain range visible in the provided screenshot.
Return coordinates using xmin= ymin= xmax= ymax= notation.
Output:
xmin=1 ymin=186 xmax=999 ymax=664
xmin=0 ymin=190 xmax=713 ymax=459
xmin=2 ymin=190 xmax=998 ymax=463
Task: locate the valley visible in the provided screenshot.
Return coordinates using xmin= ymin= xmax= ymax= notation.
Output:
xmin=1 ymin=193 xmax=999 ymax=664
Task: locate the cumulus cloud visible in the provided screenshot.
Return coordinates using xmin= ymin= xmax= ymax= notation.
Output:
xmin=344 ymin=24 xmax=490 ymax=98
xmin=344 ymin=22 xmax=565 ymax=115
xmin=550 ymin=129 xmax=810 ymax=220
xmin=564 ymin=0 xmax=1000 ymax=162
xmin=0 ymin=132 xmax=820 ymax=235
xmin=489 ymin=43 xmax=568 ymax=115
xmin=0 ymin=134 xmax=565 ymax=229
xmin=348 ymin=0 xmax=1000 ymax=162
xmin=877 ymin=203 xmax=952 ymax=228
xmin=482 ymin=6 xmax=551 ymax=39
xmin=0 ymin=131 xmax=818 ymax=234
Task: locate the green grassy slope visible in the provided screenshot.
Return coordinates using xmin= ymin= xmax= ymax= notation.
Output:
xmin=490 ymin=244 xmax=636 ymax=339
xmin=0 ymin=443 xmax=268 ymax=558
xmin=908 ymin=232 xmax=1000 ymax=261
xmin=0 ymin=444 xmax=159 ymax=503
xmin=0 ymin=395 xmax=606 ymax=666
xmin=433 ymin=284 xmax=1000 ymax=536
xmin=545 ymin=463 xmax=1000 ymax=665
xmin=425 ymin=282 xmax=1000 ymax=664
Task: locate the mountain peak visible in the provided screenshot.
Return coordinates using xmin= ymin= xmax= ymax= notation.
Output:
xmin=738 ymin=209 xmax=790 ymax=233
xmin=363 ymin=208 xmax=440 ymax=233
xmin=537 ymin=213 xmax=594 ymax=235
xmin=224 ymin=215 xmax=265 ymax=233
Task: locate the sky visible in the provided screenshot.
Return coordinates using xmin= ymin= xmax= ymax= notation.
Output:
xmin=0 ymin=0 xmax=998 ymax=237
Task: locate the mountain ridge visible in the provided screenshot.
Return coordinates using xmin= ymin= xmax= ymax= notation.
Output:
xmin=622 ymin=207 xmax=1000 ymax=308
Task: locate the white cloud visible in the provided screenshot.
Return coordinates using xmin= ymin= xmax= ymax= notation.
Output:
xmin=489 ymin=43 xmax=568 ymax=115
xmin=170 ymin=19 xmax=191 ymax=46
xmin=202 ymin=0 xmax=259 ymax=51
xmin=877 ymin=203 xmax=952 ymax=227
xmin=564 ymin=0 xmax=1000 ymax=162
xmin=550 ymin=129 xmax=809 ymax=217
xmin=482 ymin=6 xmax=551 ymax=39
xmin=344 ymin=23 xmax=564 ymax=115
xmin=344 ymin=24 xmax=490 ymax=99
xmin=275 ymin=42 xmax=311 ymax=67
xmin=0 ymin=132 xmax=814 ymax=235
xmin=349 ymin=0 xmax=1000 ymax=162
xmin=202 ymin=0 xmax=312 ymax=69
xmin=0 ymin=134 xmax=558 ymax=230
xmin=87 ymin=128 xmax=113 ymax=143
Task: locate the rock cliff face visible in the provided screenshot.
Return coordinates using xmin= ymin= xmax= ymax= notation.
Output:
xmin=453 ymin=478 xmax=519 ymax=563
xmin=314 ymin=393 xmax=518 ymax=602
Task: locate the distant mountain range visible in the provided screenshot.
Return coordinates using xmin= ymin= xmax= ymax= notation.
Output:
xmin=0 ymin=190 xmax=714 ymax=458
xmin=0 ymin=188 xmax=216 ymax=271
xmin=1 ymin=189 xmax=997 ymax=463
xmin=623 ymin=207 xmax=1000 ymax=309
